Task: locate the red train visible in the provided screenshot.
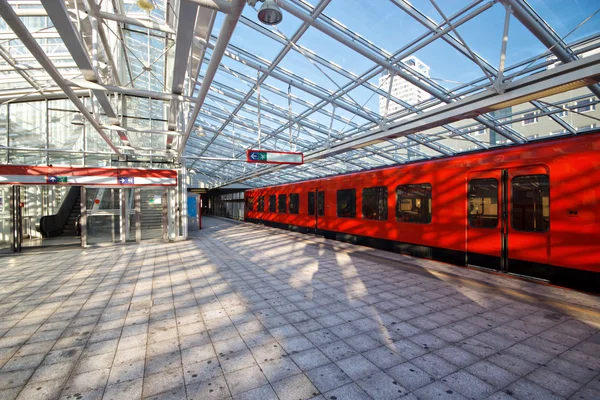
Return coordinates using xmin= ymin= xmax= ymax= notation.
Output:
xmin=244 ymin=132 xmax=600 ymax=293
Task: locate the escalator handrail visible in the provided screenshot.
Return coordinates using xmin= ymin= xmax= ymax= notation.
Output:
xmin=37 ymin=186 xmax=81 ymax=237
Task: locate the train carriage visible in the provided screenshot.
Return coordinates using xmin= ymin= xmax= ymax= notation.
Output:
xmin=245 ymin=132 xmax=600 ymax=293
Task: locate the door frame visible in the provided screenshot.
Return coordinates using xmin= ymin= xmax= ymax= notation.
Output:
xmin=466 ymin=165 xmax=550 ymax=277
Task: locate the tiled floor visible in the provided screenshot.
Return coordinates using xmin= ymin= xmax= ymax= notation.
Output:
xmin=0 ymin=216 xmax=599 ymax=400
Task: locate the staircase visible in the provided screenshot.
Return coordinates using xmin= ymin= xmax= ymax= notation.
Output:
xmin=140 ymin=191 xmax=163 ymax=234
xmin=61 ymin=192 xmax=81 ymax=237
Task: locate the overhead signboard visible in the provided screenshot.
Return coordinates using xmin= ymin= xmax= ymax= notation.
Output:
xmin=0 ymin=166 xmax=177 ymax=187
xmin=246 ymin=150 xmax=303 ymax=165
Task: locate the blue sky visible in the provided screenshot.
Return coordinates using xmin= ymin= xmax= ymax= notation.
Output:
xmin=214 ymin=0 xmax=600 ymax=128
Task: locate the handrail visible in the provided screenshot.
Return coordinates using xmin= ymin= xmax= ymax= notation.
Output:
xmin=37 ymin=186 xmax=80 ymax=237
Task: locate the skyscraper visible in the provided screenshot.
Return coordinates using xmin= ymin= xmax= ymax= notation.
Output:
xmin=379 ymin=56 xmax=430 ymax=160
xmin=378 ymin=56 xmax=431 ymax=117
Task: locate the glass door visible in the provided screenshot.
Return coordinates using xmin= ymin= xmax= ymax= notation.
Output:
xmin=140 ymin=188 xmax=165 ymax=240
xmin=86 ymin=188 xmax=120 ymax=245
xmin=0 ymin=185 xmax=13 ymax=253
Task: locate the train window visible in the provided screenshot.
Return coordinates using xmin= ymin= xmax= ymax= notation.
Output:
xmin=247 ymin=197 xmax=254 ymax=212
xmin=289 ymin=193 xmax=300 ymax=214
xmin=396 ymin=184 xmax=432 ymax=223
xmin=337 ymin=189 xmax=356 ymax=218
xmin=511 ymin=175 xmax=549 ymax=232
xmin=269 ymin=195 xmax=276 ymax=212
xmin=468 ymin=179 xmax=498 ymax=228
xmin=362 ymin=186 xmax=388 ymax=220
xmin=308 ymin=192 xmax=315 ymax=216
xmin=278 ymin=194 xmax=287 ymax=213
xmin=257 ymin=196 xmax=264 ymax=212
xmin=317 ymin=191 xmax=325 ymax=216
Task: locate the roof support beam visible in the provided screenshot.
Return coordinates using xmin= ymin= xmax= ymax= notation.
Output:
xmin=196 ymin=0 xmax=332 ymax=157
xmin=276 ymin=0 xmax=524 ymax=144
xmin=221 ymin=51 xmax=600 ymax=184
xmin=177 ymin=0 xmax=246 ymax=158
xmin=187 ymin=0 xmax=236 ymax=14
xmin=390 ymin=0 xmax=497 ymax=77
xmin=84 ymin=0 xmax=121 ymax=87
xmin=98 ymin=11 xmax=176 ymax=34
xmin=500 ymin=0 xmax=600 ymax=99
xmin=42 ymin=0 xmax=124 ymax=137
xmin=0 ymin=0 xmax=122 ymax=157
xmin=168 ymin=0 xmax=199 ymax=133
xmin=0 ymin=44 xmax=43 ymax=92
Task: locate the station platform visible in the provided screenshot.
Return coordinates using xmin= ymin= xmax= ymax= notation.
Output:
xmin=0 ymin=216 xmax=599 ymax=400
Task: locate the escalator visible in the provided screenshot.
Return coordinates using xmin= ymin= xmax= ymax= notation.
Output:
xmin=36 ymin=186 xmax=81 ymax=238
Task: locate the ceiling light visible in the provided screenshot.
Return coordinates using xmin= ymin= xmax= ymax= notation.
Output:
xmin=136 ymin=0 xmax=155 ymax=13
xmin=258 ymin=0 xmax=283 ymax=25
xmin=196 ymin=126 xmax=206 ymax=137
xmin=71 ymin=113 xmax=84 ymax=126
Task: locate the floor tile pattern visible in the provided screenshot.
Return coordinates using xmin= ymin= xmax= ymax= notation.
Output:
xmin=0 ymin=217 xmax=599 ymax=399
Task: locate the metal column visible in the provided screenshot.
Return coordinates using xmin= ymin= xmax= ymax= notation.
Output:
xmin=80 ymin=186 xmax=87 ymax=247
xmin=135 ymin=188 xmax=141 ymax=243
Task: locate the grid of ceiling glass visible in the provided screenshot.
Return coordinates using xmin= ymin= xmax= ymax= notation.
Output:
xmin=0 ymin=0 xmax=598 ymax=187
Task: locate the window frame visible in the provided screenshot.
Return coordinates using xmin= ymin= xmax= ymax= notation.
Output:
xmin=336 ymin=189 xmax=356 ymax=218
xmin=468 ymin=178 xmax=499 ymax=229
xmin=395 ymin=183 xmax=432 ymax=224
xmin=317 ymin=191 xmax=325 ymax=216
xmin=522 ymin=112 xmax=538 ymax=125
xmin=278 ymin=194 xmax=287 ymax=213
xmin=308 ymin=192 xmax=315 ymax=216
xmin=362 ymin=186 xmax=388 ymax=221
xmin=289 ymin=193 xmax=300 ymax=214
xmin=257 ymin=196 xmax=264 ymax=212
xmin=511 ymin=174 xmax=550 ymax=233
xmin=575 ymin=98 xmax=595 ymax=113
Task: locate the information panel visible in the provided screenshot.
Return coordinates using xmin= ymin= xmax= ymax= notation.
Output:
xmin=246 ymin=150 xmax=303 ymax=165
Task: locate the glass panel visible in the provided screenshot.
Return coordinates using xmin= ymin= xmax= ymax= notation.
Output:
xmin=140 ymin=188 xmax=164 ymax=240
xmin=362 ymin=186 xmax=388 ymax=221
xmin=511 ymin=175 xmax=550 ymax=232
xmin=0 ymin=185 xmax=12 ymax=252
xmin=317 ymin=191 xmax=325 ymax=216
xmin=9 ymin=102 xmax=46 ymax=148
xmin=468 ymin=179 xmax=499 ymax=228
xmin=246 ymin=196 xmax=254 ymax=211
xmin=257 ymin=196 xmax=264 ymax=212
xmin=86 ymin=188 xmax=120 ymax=244
xmin=396 ymin=184 xmax=432 ymax=223
xmin=337 ymin=189 xmax=356 ymax=218
xmin=278 ymin=194 xmax=286 ymax=213
xmin=308 ymin=192 xmax=315 ymax=216
xmin=289 ymin=193 xmax=299 ymax=214
xmin=269 ymin=195 xmax=276 ymax=212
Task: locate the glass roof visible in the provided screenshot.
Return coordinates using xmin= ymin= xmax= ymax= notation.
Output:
xmin=0 ymin=0 xmax=599 ymax=187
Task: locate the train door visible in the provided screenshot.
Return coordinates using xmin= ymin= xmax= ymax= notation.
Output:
xmin=467 ymin=166 xmax=551 ymax=278
xmin=308 ymin=188 xmax=325 ymax=235
xmin=506 ymin=166 xmax=551 ymax=278
xmin=467 ymin=170 xmax=503 ymax=271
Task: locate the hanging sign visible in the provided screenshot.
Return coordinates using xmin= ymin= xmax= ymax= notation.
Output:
xmin=0 ymin=166 xmax=177 ymax=186
xmin=246 ymin=150 xmax=303 ymax=165
xmin=47 ymin=176 xmax=68 ymax=184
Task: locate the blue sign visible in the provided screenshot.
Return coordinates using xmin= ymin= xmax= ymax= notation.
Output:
xmin=187 ymin=196 xmax=197 ymax=218
xmin=248 ymin=151 xmax=267 ymax=161
xmin=118 ymin=176 xmax=135 ymax=184
xmin=47 ymin=176 xmax=68 ymax=183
